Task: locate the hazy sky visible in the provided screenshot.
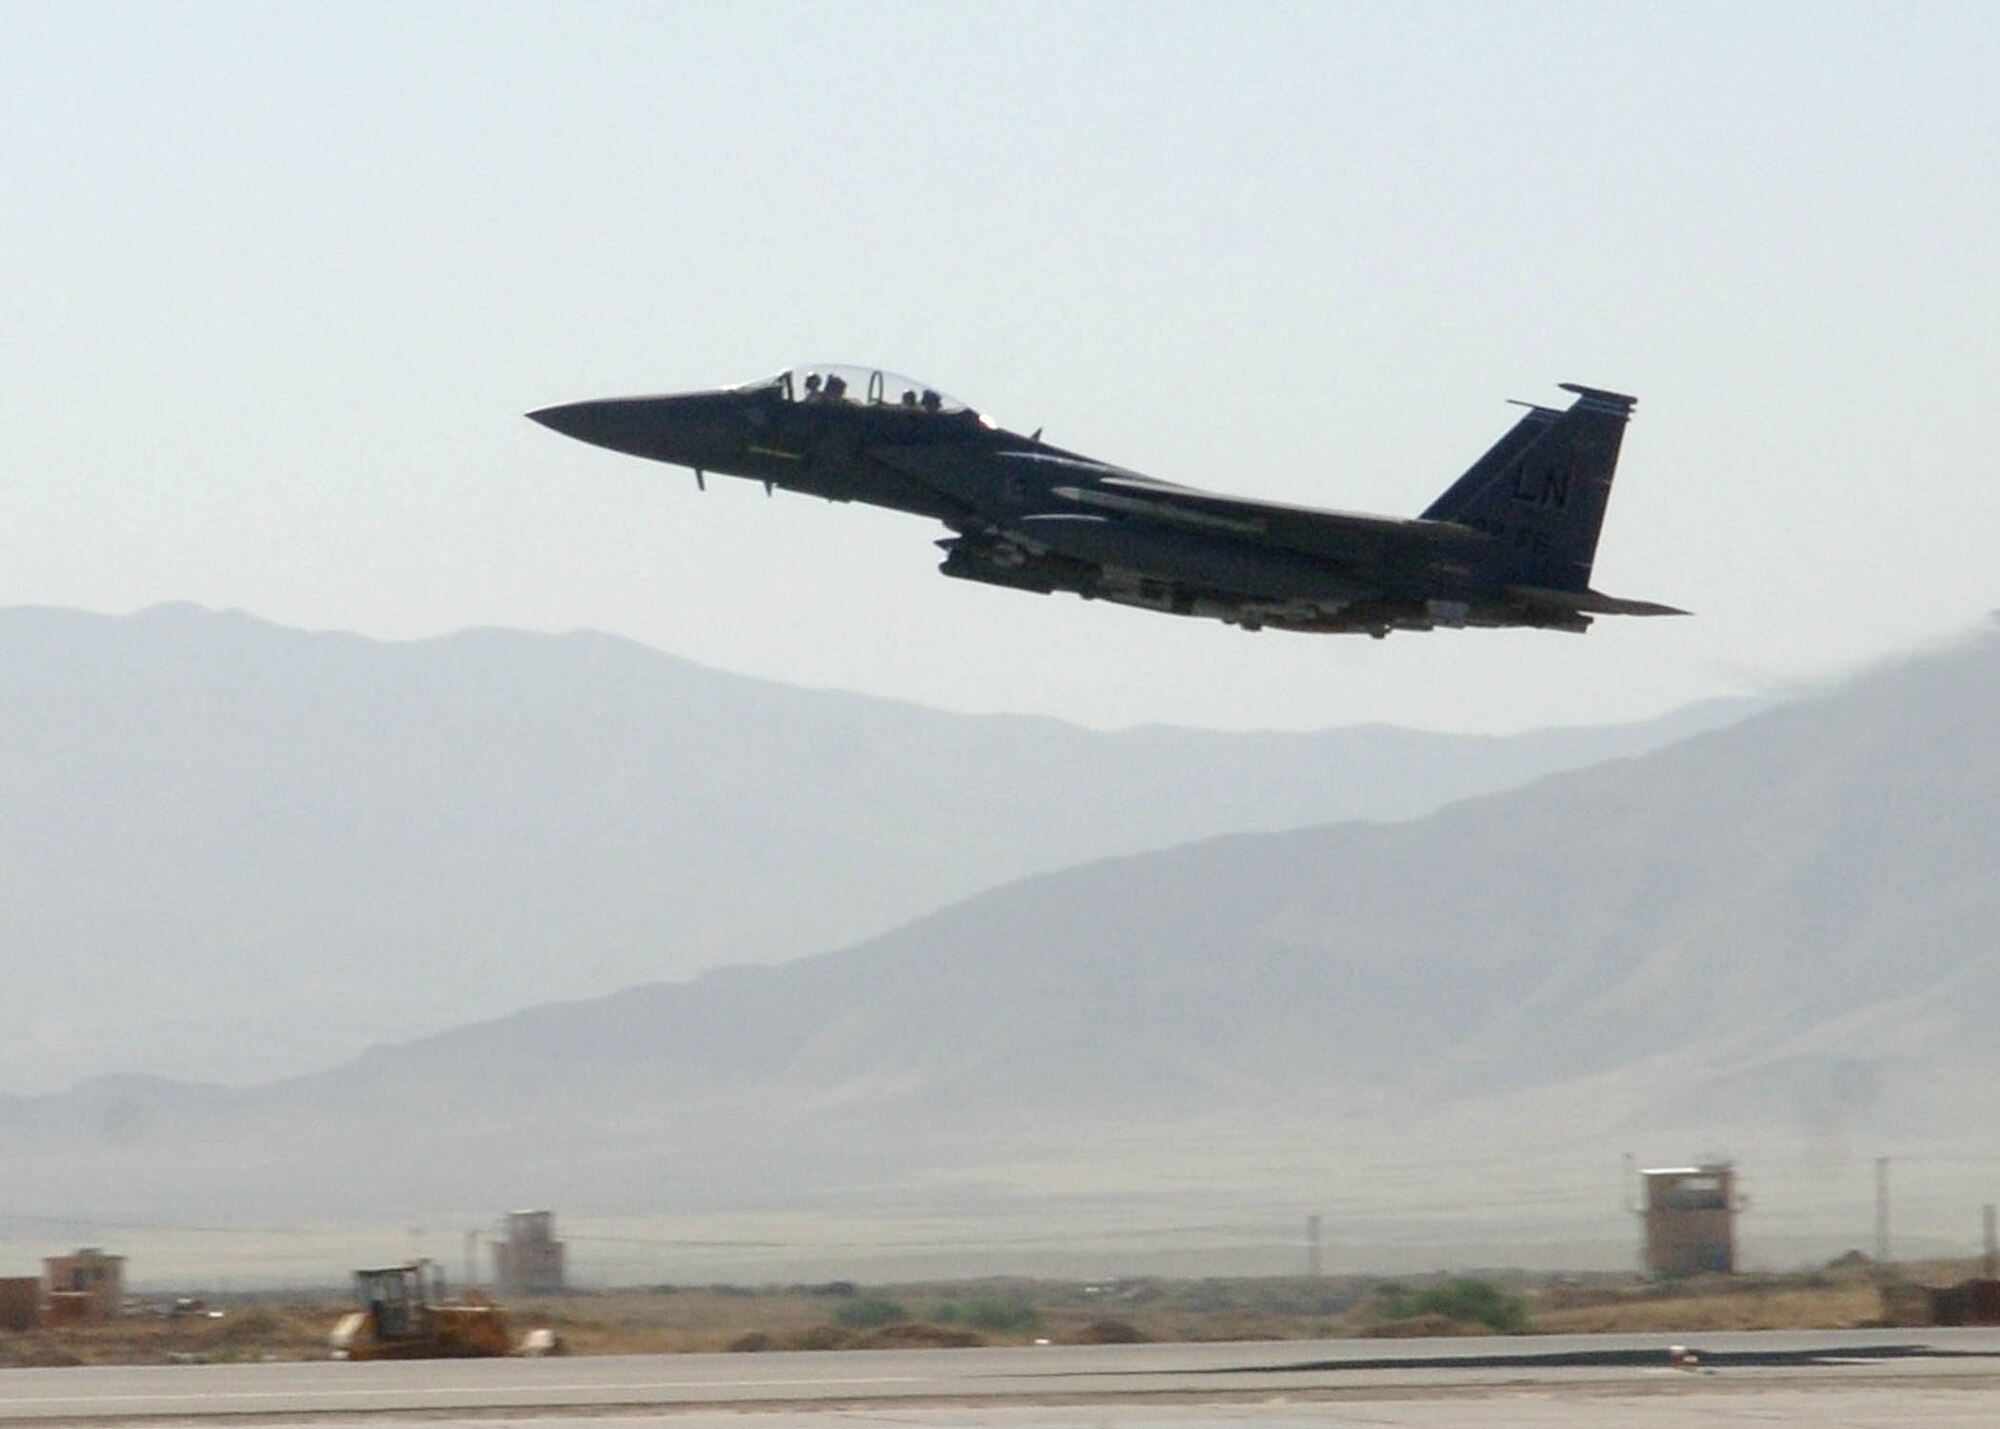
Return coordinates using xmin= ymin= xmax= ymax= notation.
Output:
xmin=6 ymin=2 xmax=1997 ymax=731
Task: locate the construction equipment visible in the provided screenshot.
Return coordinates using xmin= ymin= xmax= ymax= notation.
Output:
xmin=329 ymin=1259 xmax=516 ymax=1360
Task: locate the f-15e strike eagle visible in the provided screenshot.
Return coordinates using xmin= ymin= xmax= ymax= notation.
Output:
xmin=529 ymin=365 xmax=1683 ymax=637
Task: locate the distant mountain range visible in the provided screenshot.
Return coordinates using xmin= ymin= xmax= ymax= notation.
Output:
xmin=5 ymin=613 xmax=1995 ymax=1275
xmin=0 ymin=603 xmax=1747 ymax=1090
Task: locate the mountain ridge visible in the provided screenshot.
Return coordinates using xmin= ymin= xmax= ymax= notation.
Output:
xmin=3 ymin=628 xmax=1993 ymax=1266
xmin=0 ymin=601 xmax=1752 ymax=1090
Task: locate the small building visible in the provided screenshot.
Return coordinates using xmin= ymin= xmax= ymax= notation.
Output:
xmin=0 ymin=1277 xmax=40 ymax=1331
xmin=1640 ymin=1164 xmax=1740 ymax=1278
xmin=492 ymin=1211 xmax=565 ymax=1295
xmin=43 ymin=1248 xmax=125 ymax=1322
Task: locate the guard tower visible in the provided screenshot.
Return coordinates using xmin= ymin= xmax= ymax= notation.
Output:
xmin=43 ymin=1248 xmax=125 ymax=1321
xmin=492 ymin=1211 xmax=566 ymax=1295
xmin=1639 ymin=1163 xmax=1740 ymax=1278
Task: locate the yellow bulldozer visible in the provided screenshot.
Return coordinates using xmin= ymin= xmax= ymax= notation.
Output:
xmin=330 ymin=1259 xmax=551 ymax=1360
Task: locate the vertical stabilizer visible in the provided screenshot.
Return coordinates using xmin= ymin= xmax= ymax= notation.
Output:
xmin=1421 ymin=384 xmax=1636 ymax=590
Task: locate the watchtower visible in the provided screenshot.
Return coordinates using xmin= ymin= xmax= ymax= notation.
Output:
xmin=43 ymin=1247 xmax=125 ymax=1322
xmin=492 ymin=1210 xmax=566 ymax=1295
xmin=1639 ymin=1163 xmax=1740 ymax=1278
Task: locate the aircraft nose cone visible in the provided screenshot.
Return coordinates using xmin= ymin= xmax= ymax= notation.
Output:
xmin=528 ymin=392 xmax=738 ymax=468
xmin=527 ymin=398 xmax=629 ymax=448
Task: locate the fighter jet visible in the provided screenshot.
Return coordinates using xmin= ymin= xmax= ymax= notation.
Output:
xmin=529 ymin=365 xmax=1683 ymax=637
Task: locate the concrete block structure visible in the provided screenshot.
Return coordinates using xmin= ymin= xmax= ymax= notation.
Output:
xmin=1640 ymin=1164 xmax=1740 ymax=1278
xmin=42 ymin=1248 xmax=125 ymax=1321
xmin=0 ymin=1277 xmax=40 ymax=1331
xmin=492 ymin=1211 xmax=566 ymax=1295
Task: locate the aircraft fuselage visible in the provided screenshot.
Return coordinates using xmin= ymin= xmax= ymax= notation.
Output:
xmin=529 ymin=365 xmax=1682 ymax=638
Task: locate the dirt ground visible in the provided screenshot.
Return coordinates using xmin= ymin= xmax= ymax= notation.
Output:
xmin=0 ymin=1260 xmax=1980 ymax=1367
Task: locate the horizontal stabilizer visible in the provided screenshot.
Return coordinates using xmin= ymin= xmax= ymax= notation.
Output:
xmin=1507 ymin=585 xmax=1689 ymax=617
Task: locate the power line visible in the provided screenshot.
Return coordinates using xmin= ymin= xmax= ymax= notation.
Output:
xmin=0 ymin=1213 xmax=348 ymax=1237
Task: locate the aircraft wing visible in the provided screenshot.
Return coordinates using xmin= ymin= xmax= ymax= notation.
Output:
xmin=1049 ymin=470 xmax=1489 ymax=563
xmin=871 ymin=442 xmax=1486 ymax=564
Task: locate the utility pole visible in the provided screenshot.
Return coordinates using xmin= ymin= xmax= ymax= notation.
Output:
xmin=1874 ymin=1159 xmax=1891 ymax=1264
xmin=1983 ymin=1204 xmax=1996 ymax=1279
xmin=1306 ymin=1215 xmax=1323 ymax=1278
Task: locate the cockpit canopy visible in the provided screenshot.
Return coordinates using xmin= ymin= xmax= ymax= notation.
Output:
xmin=736 ymin=365 xmax=978 ymax=418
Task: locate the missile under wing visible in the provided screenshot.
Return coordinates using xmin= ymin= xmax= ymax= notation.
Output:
xmin=529 ymin=365 xmax=1684 ymax=637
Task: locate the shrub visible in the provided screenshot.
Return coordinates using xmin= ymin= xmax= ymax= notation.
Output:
xmin=959 ymin=1298 xmax=1043 ymax=1334
xmin=1382 ymin=1279 xmax=1527 ymax=1334
xmin=833 ymin=1296 xmax=907 ymax=1329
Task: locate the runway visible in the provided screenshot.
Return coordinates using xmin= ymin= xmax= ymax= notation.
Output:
xmin=4 ymin=1330 xmax=2000 ymax=1423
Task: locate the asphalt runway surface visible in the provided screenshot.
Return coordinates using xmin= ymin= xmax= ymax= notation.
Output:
xmin=5 ymin=1330 xmax=2000 ymax=1424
